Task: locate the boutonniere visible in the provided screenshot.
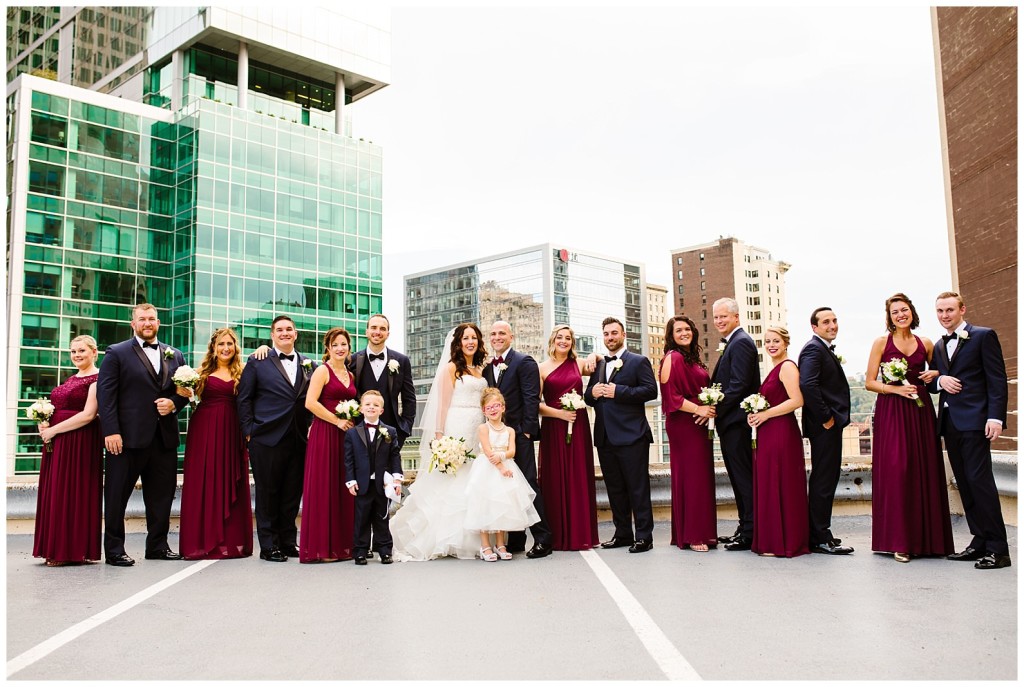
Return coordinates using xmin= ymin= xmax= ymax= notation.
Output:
xmin=379 ymin=426 xmax=392 ymax=443
xmin=607 ymin=359 xmax=624 ymax=379
xmin=387 ymin=359 xmax=400 ymax=375
xmin=716 ymin=342 xmax=726 ymax=353
xmin=835 ymin=353 xmax=846 ymax=364
xmin=163 ymin=347 xmax=176 ymax=360
xmin=956 ymin=330 xmax=969 ymax=341
xmin=301 ymin=359 xmax=313 ymax=372
xmin=496 ymin=362 xmax=508 ymax=375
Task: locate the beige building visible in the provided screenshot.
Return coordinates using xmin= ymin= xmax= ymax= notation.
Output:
xmin=670 ymin=237 xmax=790 ymax=375
xmin=645 ymin=283 xmax=668 ymax=371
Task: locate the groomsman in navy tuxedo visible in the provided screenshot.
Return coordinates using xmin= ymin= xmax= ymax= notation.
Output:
xmin=710 ymin=297 xmax=760 ymax=551
xmin=929 ymin=292 xmax=1010 ymax=570
xmin=585 ymin=317 xmax=658 ymax=553
xmin=97 ymin=303 xmax=190 ymax=566
xmin=484 ymin=320 xmax=551 ymax=558
xmin=798 ymin=307 xmax=854 ymax=555
xmin=349 ymin=315 xmax=416 ymax=447
xmin=238 ymin=315 xmax=316 ymax=562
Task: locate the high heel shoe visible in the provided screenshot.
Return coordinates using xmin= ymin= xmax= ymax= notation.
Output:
xmin=479 ymin=547 xmax=498 ymax=562
xmin=496 ymin=545 xmax=512 ymax=560
xmin=894 ymin=552 xmax=911 ymax=563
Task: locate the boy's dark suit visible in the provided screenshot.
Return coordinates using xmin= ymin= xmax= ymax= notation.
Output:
xmin=237 ymin=351 xmax=316 ymax=554
xmin=345 ymin=420 xmax=403 ymax=558
xmin=97 ymin=338 xmax=190 ymax=558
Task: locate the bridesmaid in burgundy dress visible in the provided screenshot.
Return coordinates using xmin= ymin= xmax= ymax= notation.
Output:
xmin=658 ymin=316 xmax=718 ymax=551
xmin=300 ymin=327 xmax=358 ymax=563
xmin=865 ymin=293 xmax=953 ymax=563
xmin=34 ymin=335 xmax=102 ymax=566
xmin=746 ymin=326 xmax=809 ymax=558
xmin=180 ymin=328 xmax=253 ymax=559
xmin=537 ymin=325 xmax=599 ymax=550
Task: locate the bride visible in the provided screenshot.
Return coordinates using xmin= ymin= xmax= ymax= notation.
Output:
xmin=391 ymin=323 xmax=489 ymax=560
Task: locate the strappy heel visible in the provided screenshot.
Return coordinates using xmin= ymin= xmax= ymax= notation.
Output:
xmin=479 ymin=546 xmax=498 ymax=562
xmin=496 ymin=545 xmax=512 ymax=560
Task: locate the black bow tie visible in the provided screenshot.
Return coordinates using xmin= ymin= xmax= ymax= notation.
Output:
xmin=604 ymin=355 xmax=618 ymax=363
xmin=721 ymin=338 xmax=728 ymax=344
xmin=142 ymin=342 xmax=159 ymax=350
xmin=279 ymin=353 xmax=295 ymax=361
xmin=828 ymin=344 xmax=836 ymax=352
xmin=368 ymin=352 xmax=385 ymax=361
xmin=942 ymin=334 xmax=957 ymax=344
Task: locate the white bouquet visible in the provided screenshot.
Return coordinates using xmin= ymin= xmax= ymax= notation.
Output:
xmin=740 ymin=393 xmax=771 ymax=448
xmin=880 ymin=357 xmax=923 ymax=407
xmin=559 ymin=390 xmax=585 ymax=444
xmin=334 ymin=399 xmax=361 ymax=420
xmin=697 ymin=383 xmax=725 ymax=439
xmin=428 ymin=435 xmax=474 ymax=476
xmin=172 ymin=365 xmax=201 ymax=389
xmin=27 ymin=399 xmax=56 ymax=449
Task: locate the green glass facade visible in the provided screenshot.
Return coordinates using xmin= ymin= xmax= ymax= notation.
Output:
xmin=9 ymin=79 xmax=382 ymax=474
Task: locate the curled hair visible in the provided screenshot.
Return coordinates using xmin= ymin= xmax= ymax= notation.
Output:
xmin=663 ymin=316 xmax=705 ymax=368
xmin=480 ymin=387 xmax=505 ymax=409
xmin=884 ymin=293 xmax=920 ymax=332
xmin=196 ymin=328 xmax=243 ymax=397
xmin=450 ymin=323 xmax=487 ymax=379
xmin=546 ymin=325 xmax=578 ymax=361
xmin=70 ymin=334 xmax=98 ymax=352
xmin=764 ymin=325 xmax=791 ymax=346
xmin=321 ymin=327 xmax=352 ymax=363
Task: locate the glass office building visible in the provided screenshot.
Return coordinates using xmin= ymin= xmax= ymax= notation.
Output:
xmin=6 ymin=7 xmax=389 ymax=476
xmin=405 ymin=245 xmax=646 ymax=397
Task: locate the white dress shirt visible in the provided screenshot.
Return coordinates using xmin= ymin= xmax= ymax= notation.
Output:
xmin=274 ymin=347 xmax=298 ymax=385
xmin=136 ymin=336 xmax=161 ymax=375
xmin=367 ymin=346 xmax=387 ymax=380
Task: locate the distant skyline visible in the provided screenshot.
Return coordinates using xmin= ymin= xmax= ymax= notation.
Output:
xmin=352 ymin=5 xmax=955 ymax=372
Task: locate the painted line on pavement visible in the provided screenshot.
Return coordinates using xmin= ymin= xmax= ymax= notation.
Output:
xmin=580 ymin=549 xmax=701 ymax=681
xmin=7 ymin=559 xmax=219 ymax=678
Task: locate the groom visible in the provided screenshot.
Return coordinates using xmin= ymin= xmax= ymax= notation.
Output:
xmin=585 ymin=317 xmax=658 ymax=553
xmin=930 ymin=291 xmax=1010 ymax=570
xmin=484 ymin=320 xmax=552 ymax=558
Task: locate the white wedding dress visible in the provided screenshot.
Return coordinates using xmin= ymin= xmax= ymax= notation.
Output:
xmin=391 ymin=374 xmax=487 ymax=560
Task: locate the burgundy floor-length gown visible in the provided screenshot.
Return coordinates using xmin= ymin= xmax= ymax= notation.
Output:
xmin=539 ymin=360 xmax=599 ymax=550
xmin=871 ymin=335 xmax=953 ymax=556
xmin=299 ymin=368 xmax=357 ymax=562
xmin=752 ymin=360 xmax=809 ymax=558
xmin=659 ymin=351 xmax=718 ymax=549
xmin=180 ymin=375 xmax=253 ymax=559
xmin=33 ymin=373 xmax=102 ymax=563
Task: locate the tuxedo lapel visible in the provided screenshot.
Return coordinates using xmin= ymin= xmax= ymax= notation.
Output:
xmin=293 ymin=359 xmax=306 ymax=393
xmin=948 ymin=325 xmax=971 ymax=367
xmin=131 ymin=341 xmax=160 ymax=382
xmin=356 ymin=424 xmax=368 ymax=449
xmin=386 ymin=348 xmax=395 ymax=397
xmin=482 ymin=363 xmax=495 ymax=386
xmin=269 ymin=354 xmax=292 ymax=386
xmin=355 ymin=351 xmax=365 ymax=383
xmin=595 ymin=358 xmax=607 ymax=384
xmin=158 ymin=344 xmax=171 ymax=386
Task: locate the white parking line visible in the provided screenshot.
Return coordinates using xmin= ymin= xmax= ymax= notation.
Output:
xmin=580 ymin=550 xmax=701 ymax=681
xmin=6 ymin=560 xmax=218 ymax=678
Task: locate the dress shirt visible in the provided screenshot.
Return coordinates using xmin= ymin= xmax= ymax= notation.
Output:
xmin=604 ymin=348 xmax=624 ymax=382
xmin=136 ymin=336 xmax=161 ymax=374
xmin=274 ymin=347 xmax=298 ymax=384
xmin=367 ymin=346 xmax=387 ymax=380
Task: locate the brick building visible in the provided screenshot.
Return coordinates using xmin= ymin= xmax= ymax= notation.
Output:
xmin=933 ymin=7 xmax=1017 ymax=451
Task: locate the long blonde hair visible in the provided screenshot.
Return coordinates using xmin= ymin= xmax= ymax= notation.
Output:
xmin=196 ymin=328 xmax=243 ymax=397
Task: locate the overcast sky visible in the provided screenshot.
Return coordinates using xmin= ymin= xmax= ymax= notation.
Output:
xmin=351 ymin=4 xmax=954 ymax=374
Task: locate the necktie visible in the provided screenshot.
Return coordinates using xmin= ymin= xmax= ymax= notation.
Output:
xmin=142 ymin=341 xmax=159 ymax=349
xmin=492 ymin=356 xmax=504 ymax=366
xmin=604 ymin=355 xmax=618 ymax=363
xmin=279 ymin=353 xmax=295 ymax=361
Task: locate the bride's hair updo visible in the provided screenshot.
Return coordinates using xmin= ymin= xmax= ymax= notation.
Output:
xmin=450 ymin=323 xmax=487 ymax=379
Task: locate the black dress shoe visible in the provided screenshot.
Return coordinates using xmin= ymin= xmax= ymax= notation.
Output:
xmin=281 ymin=546 xmax=300 ymax=558
xmin=380 ymin=554 xmax=393 ymax=565
xmin=725 ymin=537 xmax=752 ymax=551
xmin=601 ymin=536 xmax=633 ymax=549
xmin=526 ymin=543 xmax=552 ymax=559
xmin=947 ymin=546 xmax=986 ymax=562
xmin=105 ymin=553 xmax=135 ymax=567
xmin=829 ymin=537 xmax=843 ymax=546
xmin=810 ymin=541 xmax=854 ymax=555
xmin=259 ymin=548 xmax=288 ymax=562
xmin=144 ymin=550 xmax=183 ymax=561
xmin=628 ymin=539 xmax=653 ymax=553
xmin=975 ymin=553 xmax=1011 ymax=570
xmin=354 ymin=556 xmax=368 ymax=566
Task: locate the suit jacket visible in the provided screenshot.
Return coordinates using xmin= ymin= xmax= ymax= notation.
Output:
xmin=97 ymin=338 xmax=189 ymax=449
xmin=344 ymin=420 xmax=403 ymax=495
xmin=798 ymin=336 xmax=851 ymax=438
xmin=928 ymin=323 xmax=1008 ymax=433
xmin=350 ymin=348 xmax=416 ymax=442
xmin=482 ymin=348 xmax=541 ymax=438
xmin=237 ymin=351 xmax=316 ymax=446
xmin=584 ymin=348 xmax=657 ymax=447
xmin=710 ymin=328 xmax=760 ymax=431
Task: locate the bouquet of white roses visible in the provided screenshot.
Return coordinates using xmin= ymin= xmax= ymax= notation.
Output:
xmin=334 ymin=399 xmax=361 ymax=421
xmin=428 ymin=435 xmax=474 ymax=476
xmin=172 ymin=365 xmax=201 ymax=389
xmin=697 ymin=383 xmax=725 ymax=439
xmin=559 ymin=390 xmax=585 ymax=444
xmin=27 ymin=399 xmax=56 ymax=449
xmin=740 ymin=393 xmax=771 ymax=448
xmin=880 ymin=357 xmax=923 ymax=407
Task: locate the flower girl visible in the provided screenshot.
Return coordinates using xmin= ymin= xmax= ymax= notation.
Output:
xmin=464 ymin=389 xmax=540 ymax=561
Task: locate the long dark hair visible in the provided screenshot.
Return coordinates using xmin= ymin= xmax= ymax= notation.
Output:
xmin=321 ymin=327 xmax=352 ymax=363
xmin=884 ymin=293 xmax=920 ymax=332
xmin=449 ymin=323 xmax=487 ymax=379
xmin=663 ymin=316 xmax=705 ymax=369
